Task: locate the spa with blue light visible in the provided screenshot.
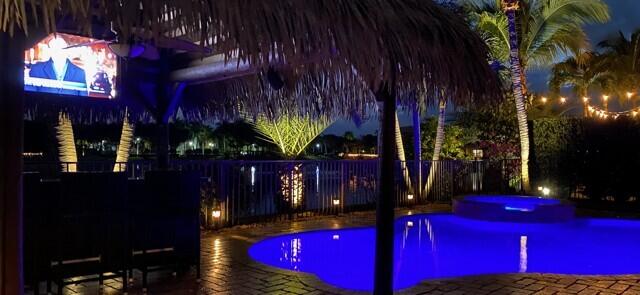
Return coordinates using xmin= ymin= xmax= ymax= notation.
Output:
xmin=249 ymin=195 xmax=640 ymax=291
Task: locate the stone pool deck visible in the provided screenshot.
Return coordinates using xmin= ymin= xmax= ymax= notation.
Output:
xmin=37 ymin=205 xmax=640 ymax=295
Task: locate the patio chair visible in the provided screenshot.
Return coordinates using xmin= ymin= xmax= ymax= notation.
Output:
xmin=129 ymin=170 xmax=201 ymax=292
xmin=49 ymin=172 xmax=129 ymax=294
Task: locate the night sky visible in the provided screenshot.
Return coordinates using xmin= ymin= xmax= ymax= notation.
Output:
xmin=325 ymin=0 xmax=640 ymax=136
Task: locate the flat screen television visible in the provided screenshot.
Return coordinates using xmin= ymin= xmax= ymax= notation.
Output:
xmin=24 ymin=33 xmax=118 ymax=99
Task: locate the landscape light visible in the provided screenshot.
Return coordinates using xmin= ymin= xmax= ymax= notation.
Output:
xmin=603 ymin=95 xmax=609 ymax=101
xmin=542 ymin=187 xmax=550 ymax=196
xmin=212 ymin=209 xmax=221 ymax=219
xmin=407 ymin=194 xmax=414 ymax=200
xmin=540 ymin=97 xmax=548 ymax=104
xmin=333 ymin=199 xmax=340 ymax=206
xmin=627 ymin=92 xmax=634 ymax=99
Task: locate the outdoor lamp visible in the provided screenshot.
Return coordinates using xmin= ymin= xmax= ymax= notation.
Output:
xmin=332 ymin=199 xmax=340 ymax=206
xmin=407 ymin=194 xmax=414 ymax=200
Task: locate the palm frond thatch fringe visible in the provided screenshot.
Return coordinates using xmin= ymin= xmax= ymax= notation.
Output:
xmin=8 ymin=0 xmax=501 ymax=118
xmin=250 ymin=113 xmax=332 ymax=159
xmin=56 ymin=112 xmax=77 ymax=172
xmin=114 ymin=112 xmax=134 ymax=172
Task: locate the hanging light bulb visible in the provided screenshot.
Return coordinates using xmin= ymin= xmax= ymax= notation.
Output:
xmin=540 ymin=96 xmax=548 ymax=104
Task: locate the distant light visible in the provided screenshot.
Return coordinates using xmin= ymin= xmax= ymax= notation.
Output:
xmin=540 ymin=97 xmax=548 ymax=104
xmin=407 ymin=211 xmax=413 ymax=216
xmin=188 ymin=141 xmax=194 ymax=146
xmin=407 ymin=194 xmax=414 ymax=200
xmin=627 ymin=92 xmax=635 ymax=99
xmin=316 ymin=143 xmax=320 ymax=148
xmin=560 ymin=97 xmax=567 ymax=104
xmin=542 ymin=187 xmax=551 ymax=196
xmin=603 ymin=95 xmax=609 ymax=101
xmin=538 ymin=186 xmax=543 ymax=191
xmin=333 ymin=199 xmax=340 ymax=206
xmin=212 ymin=210 xmax=221 ymax=218
xmin=332 ymin=235 xmax=340 ymax=240
xmin=582 ymin=97 xmax=590 ymax=103
xmin=208 ymin=142 xmax=214 ymax=147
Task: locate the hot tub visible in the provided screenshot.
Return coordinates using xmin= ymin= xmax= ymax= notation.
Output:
xmin=453 ymin=195 xmax=574 ymax=223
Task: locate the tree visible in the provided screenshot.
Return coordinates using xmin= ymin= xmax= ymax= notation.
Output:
xmin=549 ymin=50 xmax=611 ymax=116
xmin=597 ymin=30 xmax=640 ymax=103
xmin=424 ymin=100 xmax=447 ymax=196
xmin=251 ymin=114 xmax=332 ymax=159
xmin=463 ymin=0 xmax=610 ymax=192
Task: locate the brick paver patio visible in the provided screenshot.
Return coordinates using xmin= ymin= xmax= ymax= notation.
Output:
xmin=30 ymin=205 xmax=640 ymax=295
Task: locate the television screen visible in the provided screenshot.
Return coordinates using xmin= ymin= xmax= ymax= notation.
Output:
xmin=24 ymin=33 xmax=118 ymax=99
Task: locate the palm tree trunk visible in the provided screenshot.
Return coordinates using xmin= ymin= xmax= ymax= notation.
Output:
xmin=395 ymin=112 xmax=412 ymax=192
xmin=424 ymin=100 xmax=446 ymax=198
xmin=504 ymin=1 xmax=531 ymax=193
xmin=0 ymin=31 xmax=25 ymax=295
xmin=412 ymin=103 xmax=422 ymax=201
xmin=114 ymin=114 xmax=134 ymax=172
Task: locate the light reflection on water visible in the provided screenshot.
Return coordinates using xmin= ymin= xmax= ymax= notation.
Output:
xmin=250 ymin=214 xmax=640 ymax=291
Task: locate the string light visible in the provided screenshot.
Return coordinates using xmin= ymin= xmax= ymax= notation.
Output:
xmin=603 ymin=94 xmax=609 ymax=101
xmin=627 ymin=92 xmax=635 ymax=99
xmin=540 ymin=96 xmax=548 ymax=104
xmin=559 ymin=97 xmax=567 ymax=104
xmin=582 ymin=97 xmax=590 ymax=103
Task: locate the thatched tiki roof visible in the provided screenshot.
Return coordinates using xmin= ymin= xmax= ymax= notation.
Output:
xmin=2 ymin=0 xmax=501 ymax=294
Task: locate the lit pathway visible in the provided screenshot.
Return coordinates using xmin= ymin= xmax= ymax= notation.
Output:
xmin=34 ymin=205 xmax=640 ymax=295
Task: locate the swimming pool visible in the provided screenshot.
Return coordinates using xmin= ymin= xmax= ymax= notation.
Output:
xmin=249 ymin=214 xmax=640 ymax=291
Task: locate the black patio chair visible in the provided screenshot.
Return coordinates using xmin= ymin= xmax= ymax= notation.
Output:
xmin=49 ymin=172 xmax=129 ymax=294
xmin=129 ymin=170 xmax=201 ymax=292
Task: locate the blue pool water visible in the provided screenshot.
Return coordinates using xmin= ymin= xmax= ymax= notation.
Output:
xmin=249 ymin=214 xmax=640 ymax=291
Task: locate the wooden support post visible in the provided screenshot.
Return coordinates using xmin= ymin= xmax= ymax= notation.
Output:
xmin=373 ymin=83 xmax=396 ymax=295
xmin=0 ymin=32 xmax=25 ymax=295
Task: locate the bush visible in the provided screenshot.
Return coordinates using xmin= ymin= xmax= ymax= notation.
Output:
xmin=532 ymin=117 xmax=640 ymax=204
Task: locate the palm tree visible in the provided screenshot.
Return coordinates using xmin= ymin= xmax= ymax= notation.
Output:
xmin=114 ymin=113 xmax=135 ymax=172
xmin=56 ymin=112 xmax=78 ymax=172
xmin=251 ymin=114 xmax=332 ymax=159
xmin=549 ymin=50 xmax=611 ymax=116
xmin=424 ymin=100 xmax=447 ymax=196
xmin=463 ymin=0 xmax=610 ymax=192
xmin=598 ymin=30 xmax=640 ymax=103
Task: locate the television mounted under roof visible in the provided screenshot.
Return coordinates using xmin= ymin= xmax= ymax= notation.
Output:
xmin=24 ymin=33 xmax=118 ymax=99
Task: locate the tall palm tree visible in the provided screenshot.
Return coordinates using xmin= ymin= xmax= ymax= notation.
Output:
xmin=549 ymin=50 xmax=611 ymax=116
xmin=463 ymin=0 xmax=610 ymax=192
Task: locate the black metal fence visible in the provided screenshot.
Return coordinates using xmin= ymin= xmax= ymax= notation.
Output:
xmin=25 ymin=159 xmax=521 ymax=226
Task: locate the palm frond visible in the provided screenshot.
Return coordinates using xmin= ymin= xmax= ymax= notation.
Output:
xmin=522 ymin=0 xmax=609 ymax=68
xmin=250 ymin=113 xmax=332 ymax=159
